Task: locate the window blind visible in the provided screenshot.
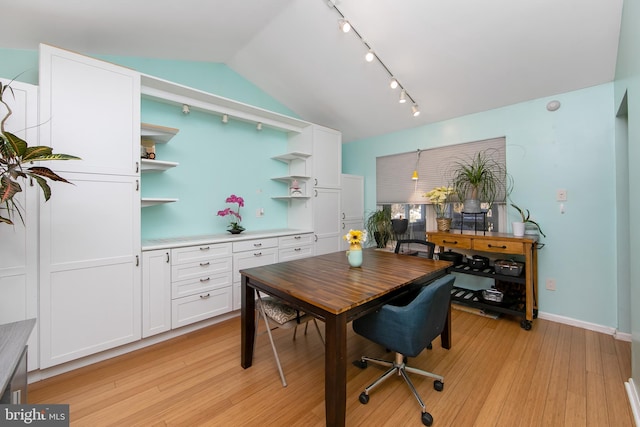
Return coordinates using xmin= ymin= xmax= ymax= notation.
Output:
xmin=376 ymin=137 xmax=506 ymax=204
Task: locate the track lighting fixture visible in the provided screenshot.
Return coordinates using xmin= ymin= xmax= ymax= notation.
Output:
xmin=365 ymin=49 xmax=375 ymax=62
xmin=399 ymin=90 xmax=407 ymax=104
xmin=222 ymin=114 xmax=228 ymax=124
xmin=328 ymin=0 xmax=420 ymax=118
xmin=338 ymin=19 xmax=351 ymax=33
xmin=182 ymin=104 xmax=190 ymax=115
xmin=256 ymin=122 xmax=262 ymax=131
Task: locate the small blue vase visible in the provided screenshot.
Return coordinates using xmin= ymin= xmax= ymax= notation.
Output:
xmin=346 ymin=247 xmax=363 ymax=267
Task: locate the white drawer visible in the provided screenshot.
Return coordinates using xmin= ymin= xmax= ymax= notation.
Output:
xmin=278 ymin=233 xmax=314 ymax=249
xmin=233 ymin=247 xmax=278 ymax=282
xmin=172 ymin=271 xmax=233 ymax=299
xmin=171 ymin=287 xmax=233 ymax=329
xmin=171 ymin=243 xmax=232 ymax=265
xmin=171 ymin=256 xmax=232 ymax=282
xmin=279 ymin=245 xmax=313 ymax=262
xmin=232 ymin=238 xmax=278 ymax=253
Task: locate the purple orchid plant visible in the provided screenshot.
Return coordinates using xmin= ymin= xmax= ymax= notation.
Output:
xmin=217 ymin=194 xmax=245 ymax=232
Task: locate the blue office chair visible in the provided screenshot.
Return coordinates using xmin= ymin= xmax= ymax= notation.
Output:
xmin=352 ymin=274 xmax=456 ymax=426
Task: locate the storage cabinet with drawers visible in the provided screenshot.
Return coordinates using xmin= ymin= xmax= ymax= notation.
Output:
xmin=170 ymin=243 xmax=233 ymax=328
xmin=426 ymin=230 xmax=539 ymax=330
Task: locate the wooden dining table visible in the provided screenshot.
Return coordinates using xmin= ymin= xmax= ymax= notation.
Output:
xmin=240 ymin=248 xmax=452 ymax=427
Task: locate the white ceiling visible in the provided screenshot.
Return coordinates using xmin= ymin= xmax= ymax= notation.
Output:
xmin=1 ymin=0 xmax=624 ymax=142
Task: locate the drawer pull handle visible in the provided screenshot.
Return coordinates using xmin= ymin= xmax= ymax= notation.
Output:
xmin=200 ymin=293 xmax=211 ymax=299
xmin=294 ymin=248 xmax=301 ymax=252
xmin=200 ymin=262 xmax=210 ymax=266
xmin=442 ymin=240 xmax=458 ymax=244
xmin=200 ymin=246 xmax=210 ymax=251
xmin=253 ymin=243 xmax=262 ymax=247
xmin=488 ymin=244 xmax=507 ymax=249
xmin=200 ymin=277 xmax=210 ymax=283
xmin=294 ymin=235 xmax=301 ymax=239
xmin=254 ymin=252 xmax=262 ymax=257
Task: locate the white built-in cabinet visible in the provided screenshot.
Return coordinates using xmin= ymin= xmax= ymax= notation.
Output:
xmin=0 ymin=79 xmax=39 ymax=371
xmin=140 ymin=123 xmax=180 ymax=207
xmin=340 ymin=174 xmax=365 ymax=251
xmin=38 ymin=44 xmax=142 ymax=368
xmin=141 ymin=250 xmax=171 ymax=338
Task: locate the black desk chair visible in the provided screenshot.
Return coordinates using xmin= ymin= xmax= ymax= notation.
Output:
xmin=394 ymin=239 xmax=435 ymax=259
xmin=352 ymin=274 xmax=456 ymax=426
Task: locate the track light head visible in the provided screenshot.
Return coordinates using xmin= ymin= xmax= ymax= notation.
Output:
xmin=338 ymin=19 xmax=351 ymax=33
xmin=399 ymin=90 xmax=407 ymax=104
xmin=182 ymin=104 xmax=190 ymax=115
xmin=256 ymin=122 xmax=262 ymax=131
xmin=389 ymin=78 xmax=399 ymax=89
xmin=411 ymin=104 xmax=420 ymax=117
xmin=365 ymin=49 xmax=375 ymax=62
xmin=221 ymin=114 xmax=228 ymax=124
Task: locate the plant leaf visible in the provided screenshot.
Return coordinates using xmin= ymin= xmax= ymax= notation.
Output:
xmin=30 ymin=174 xmax=52 ymax=201
xmin=0 ymin=175 xmax=23 ymax=203
xmin=2 ymin=131 xmax=27 ymax=156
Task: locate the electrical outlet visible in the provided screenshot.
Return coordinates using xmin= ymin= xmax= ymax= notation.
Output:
xmin=545 ymin=278 xmax=556 ymax=291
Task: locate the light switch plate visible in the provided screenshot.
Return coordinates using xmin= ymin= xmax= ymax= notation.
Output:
xmin=556 ymin=189 xmax=567 ymax=201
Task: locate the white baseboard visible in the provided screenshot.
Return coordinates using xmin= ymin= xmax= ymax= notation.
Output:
xmin=28 ymin=311 xmax=240 ymax=383
xmin=536 ymin=311 xmax=630 ymax=341
xmin=625 ymin=378 xmax=640 ymax=426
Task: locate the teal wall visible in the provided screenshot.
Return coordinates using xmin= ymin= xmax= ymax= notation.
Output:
xmin=614 ymin=0 xmax=640 ymax=391
xmin=0 ymin=48 xmax=300 ymax=240
xmin=343 ymin=84 xmax=618 ymax=329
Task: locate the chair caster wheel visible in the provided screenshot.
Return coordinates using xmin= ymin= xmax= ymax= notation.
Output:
xmin=359 ymin=392 xmax=369 ymax=404
xmin=421 ymin=411 xmax=433 ymax=426
xmin=434 ymin=380 xmax=444 ymax=391
xmin=520 ymin=320 xmax=532 ymax=330
xmin=352 ymin=359 xmax=368 ymax=369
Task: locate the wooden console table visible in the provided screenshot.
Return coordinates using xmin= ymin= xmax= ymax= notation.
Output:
xmin=427 ymin=230 xmax=538 ymax=329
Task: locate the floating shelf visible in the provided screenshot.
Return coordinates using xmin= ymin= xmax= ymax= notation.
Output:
xmin=141 ymin=122 xmax=179 ymax=144
xmin=272 ymin=196 xmax=311 ymax=201
xmin=141 ymin=198 xmax=179 ymax=208
xmin=271 ymin=175 xmax=311 ymax=183
xmin=141 ymin=159 xmax=179 ymax=172
xmin=271 ymin=152 xmax=311 ymax=163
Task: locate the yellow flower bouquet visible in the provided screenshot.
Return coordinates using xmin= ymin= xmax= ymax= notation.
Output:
xmin=423 ymin=186 xmax=454 ymax=218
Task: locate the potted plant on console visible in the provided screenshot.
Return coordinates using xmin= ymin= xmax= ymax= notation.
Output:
xmin=217 ymin=194 xmax=245 ymax=234
xmin=423 ymin=186 xmax=455 ymax=232
xmin=511 ymin=203 xmax=545 ymax=238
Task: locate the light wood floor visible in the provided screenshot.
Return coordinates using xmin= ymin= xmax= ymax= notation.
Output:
xmin=29 ymin=309 xmax=634 ymax=426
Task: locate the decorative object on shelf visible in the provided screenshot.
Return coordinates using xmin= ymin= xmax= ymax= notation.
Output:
xmin=391 ymin=217 xmax=409 ymax=241
xmin=510 ymin=203 xmax=546 ymax=237
xmin=424 ymin=186 xmax=454 ymax=231
xmin=290 ymin=179 xmax=302 ymax=196
xmin=217 ymin=194 xmax=246 ymax=234
xmin=449 ymin=150 xmax=511 ymax=213
xmin=141 ymin=138 xmax=156 ymax=159
xmin=0 ymin=79 xmax=80 ymax=225
xmin=365 ymin=207 xmax=393 ymax=248
xmin=343 ymin=229 xmax=367 ymax=267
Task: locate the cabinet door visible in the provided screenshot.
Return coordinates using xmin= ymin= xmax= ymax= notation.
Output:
xmin=313 ymin=188 xmax=342 ymax=255
xmin=341 ymin=174 xmax=364 ymax=221
xmin=142 ymin=250 xmax=171 ymax=338
xmin=39 ymin=173 xmax=142 ymax=368
xmin=39 ymin=44 xmax=140 ymax=176
xmin=0 ymin=79 xmax=39 ymax=371
xmin=312 ymin=126 xmax=342 ymax=189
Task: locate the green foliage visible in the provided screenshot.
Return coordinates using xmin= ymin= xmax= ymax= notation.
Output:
xmin=449 ymin=149 xmax=511 ymax=207
xmin=365 ymin=207 xmax=393 ymax=247
xmin=1 ymin=79 xmax=80 ymax=225
xmin=511 ymin=203 xmax=546 ymax=237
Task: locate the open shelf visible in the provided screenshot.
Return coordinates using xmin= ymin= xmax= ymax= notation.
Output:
xmin=141 ymin=159 xmax=179 ymax=172
xmin=271 ymin=175 xmax=310 ymax=183
xmin=141 ymin=198 xmax=179 ymax=208
xmin=141 ymin=123 xmax=179 ymax=144
xmin=271 ymin=152 xmax=311 ymax=163
xmin=271 ymin=196 xmax=311 ymax=201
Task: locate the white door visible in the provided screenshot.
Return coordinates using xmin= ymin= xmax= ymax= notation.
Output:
xmin=312 ymin=126 xmax=342 ymax=189
xmin=142 ymin=250 xmax=172 ymax=338
xmin=341 ymin=174 xmax=364 ymax=221
xmin=313 ymin=187 xmax=342 ymax=255
xmin=0 ymin=79 xmax=39 ymax=370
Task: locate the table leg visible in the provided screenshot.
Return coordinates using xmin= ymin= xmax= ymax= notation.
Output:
xmin=324 ymin=313 xmax=347 ymax=427
xmin=241 ymin=275 xmax=255 ymax=369
xmin=440 ymin=303 xmax=452 ymax=349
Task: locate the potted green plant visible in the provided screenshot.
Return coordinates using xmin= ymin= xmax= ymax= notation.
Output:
xmin=449 ymin=149 xmax=511 ymax=213
xmin=1 ymin=79 xmax=79 ymax=225
xmin=511 ymin=203 xmax=546 ymax=237
xmin=365 ymin=206 xmax=393 ymax=248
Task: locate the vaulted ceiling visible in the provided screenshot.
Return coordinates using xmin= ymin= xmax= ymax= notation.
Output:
xmin=2 ymin=0 xmax=624 ymax=142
